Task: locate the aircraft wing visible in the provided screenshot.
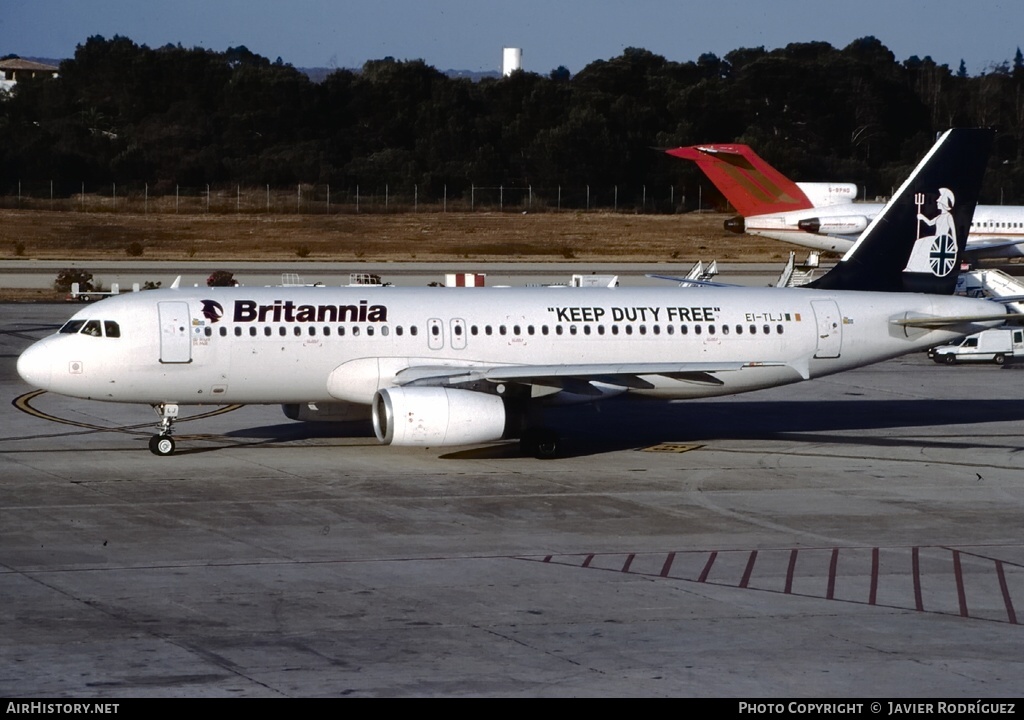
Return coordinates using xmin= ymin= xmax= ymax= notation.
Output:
xmin=964 ymin=236 xmax=1024 ymax=261
xmin=395 ymin=361 xmax=788 ymax=394
xmin=645 ymin=273 xmax=740 ymax=287
xmin=966 ymin=236 xmax=1024 ymax=250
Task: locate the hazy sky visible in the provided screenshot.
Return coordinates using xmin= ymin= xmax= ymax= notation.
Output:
xmin=2 ymin=0 xmax=1022 ymax=76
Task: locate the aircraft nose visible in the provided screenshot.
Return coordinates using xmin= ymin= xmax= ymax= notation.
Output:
xmin=17 ymin=340 xmax=53 ymax=390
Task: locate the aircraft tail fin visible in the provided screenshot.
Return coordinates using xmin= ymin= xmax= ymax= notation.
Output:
xmin=664 ymin=144 xmax=814 ymax=216
xmin=807 ymin=128 xmax=994 ymax=294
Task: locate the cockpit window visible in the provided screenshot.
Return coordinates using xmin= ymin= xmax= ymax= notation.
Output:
xmin=59 ymin=319 xmax=120 ymax=338
xmin=59 ymin=320 xmax=86 ymax=334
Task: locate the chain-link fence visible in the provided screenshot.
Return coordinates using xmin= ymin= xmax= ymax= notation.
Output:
xmin=0 ymin=181 xmax=710 ymax=214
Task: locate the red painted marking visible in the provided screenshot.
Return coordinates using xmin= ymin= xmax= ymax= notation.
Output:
xmin=869 ymin=547 xmax=879 ymax=605
xmin=582 ymin=554 xmax=594 ymax=568
xmin=660 ymin=552 xmax=676 ymax=578
xmin=953 ymin=550 xmax=969 ymax=618
xmin=621 ymin=554 xmax=635 ymax=573
xmin=785 ymin=549 xmax=798 ymax=594
xmin=739 ymin=550 xmax=758 ymax=589
xmin=698 ymin=552 xmax=717 ymax=583
xmin=996 ymin=560 xmax=1018 ymax=624
xmin=912 ymin=547 xmax=924 ymax=611
xmin=826 ymin=548 xmax=839 ymax=600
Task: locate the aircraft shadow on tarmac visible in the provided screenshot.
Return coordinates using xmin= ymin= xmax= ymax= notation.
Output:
xmin=225 ymin=396 xmax=1024 ymax=459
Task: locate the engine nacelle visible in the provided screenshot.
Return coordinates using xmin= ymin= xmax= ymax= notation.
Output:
xmin=724 ymin=215 xmax=746 ymax=234
xmin=372 ymin=387 xmax=507 ymax=447
xmin=795 ymin=182 xmax=858 ymax=207
xmin=797 ymin=215 xmax=870 ymax=236
xmin=282 ymin=401 xmax=368 ymax=422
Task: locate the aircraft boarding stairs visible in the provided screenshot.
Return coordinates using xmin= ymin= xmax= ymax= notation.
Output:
xmin=776 ymin=252 xmax=821 ymax=287
xmin=957 ymin=268 xmax=1024 ymax=312
xmin=676 ymin=260 xmax=719 ymax=287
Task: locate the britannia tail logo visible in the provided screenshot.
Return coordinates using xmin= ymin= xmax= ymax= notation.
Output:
xmin=904 ymin=188 xmax=958 ymax=277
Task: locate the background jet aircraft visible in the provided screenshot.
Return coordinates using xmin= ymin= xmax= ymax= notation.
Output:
xmin=666 ymin=142 xmax=1024 ymax=260
xmin=17 ymin=130 xmax=1005 ymax=458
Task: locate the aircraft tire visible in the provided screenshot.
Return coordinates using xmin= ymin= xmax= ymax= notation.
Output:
xmin=149 ymin=434 xmax=175 ymax=456
xmin=520 ymin=428 xmax=559 ymax=460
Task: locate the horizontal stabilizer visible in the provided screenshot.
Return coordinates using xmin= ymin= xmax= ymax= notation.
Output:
xmin=890 ymin=311 xmax=1017 ymax=329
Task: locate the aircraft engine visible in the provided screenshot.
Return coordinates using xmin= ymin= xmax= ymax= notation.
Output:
xmin=372 ymin=387 xmax=507 ymax=447
xmin=723 ymin=215 xmax=746 ymax=234
xmin=797 ymin=216 xmax=870 ymax=235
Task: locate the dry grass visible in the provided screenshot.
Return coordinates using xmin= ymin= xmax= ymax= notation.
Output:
xmin=0 ymin=208 xmax=790 ymax=263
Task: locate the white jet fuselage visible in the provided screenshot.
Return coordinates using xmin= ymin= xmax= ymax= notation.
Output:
xmin=744 ymin=204 xmax=1024 ymax=259
xmin=17 ymin=285 xmax=1001 ymax=407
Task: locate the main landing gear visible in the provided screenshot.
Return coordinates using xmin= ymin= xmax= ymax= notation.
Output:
xmin=149 ymin=403 xmax=179 ymax=456
xmin=519 ymin=427 xmax=560 ymax=459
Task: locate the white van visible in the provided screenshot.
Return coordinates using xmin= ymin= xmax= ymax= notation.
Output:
xmin=929 ymin=328 xmax=1024 ymax=365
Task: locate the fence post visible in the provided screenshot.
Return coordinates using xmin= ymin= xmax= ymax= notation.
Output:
xmin=356 ymin=185 xmax=360 ymax=213
xmin=614 ymin=185 xmax=617 ymax=211
xmin=145 ymin=183 xmax=148 ymax=214
xmin=327 ymin=184 xmax=330 ymax=215
xmin=471 ymin=184 xmax=475 ymax=211
xmin=444 ymin=184 xmax=447 ymax=213
xmin=414 ymin=184 xmax=418 ymax=212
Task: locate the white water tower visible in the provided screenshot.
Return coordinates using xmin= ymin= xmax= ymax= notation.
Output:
xmin=503 ymin=47 xmax=522 ymax=76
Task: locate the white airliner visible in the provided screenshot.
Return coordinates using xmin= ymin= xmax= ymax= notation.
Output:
xmin=666 ymin=142 xmax=1024 ymax=260
xmin=16 ymin=129 xmax=1011 ymax=457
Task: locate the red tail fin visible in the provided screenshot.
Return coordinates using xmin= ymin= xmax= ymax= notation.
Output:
xmin=665 ymin=144 xmax=813 ymax=216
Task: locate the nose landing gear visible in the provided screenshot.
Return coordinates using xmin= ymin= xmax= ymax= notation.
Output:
xmin=149 ymin=403 xmax=179 ymax=456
